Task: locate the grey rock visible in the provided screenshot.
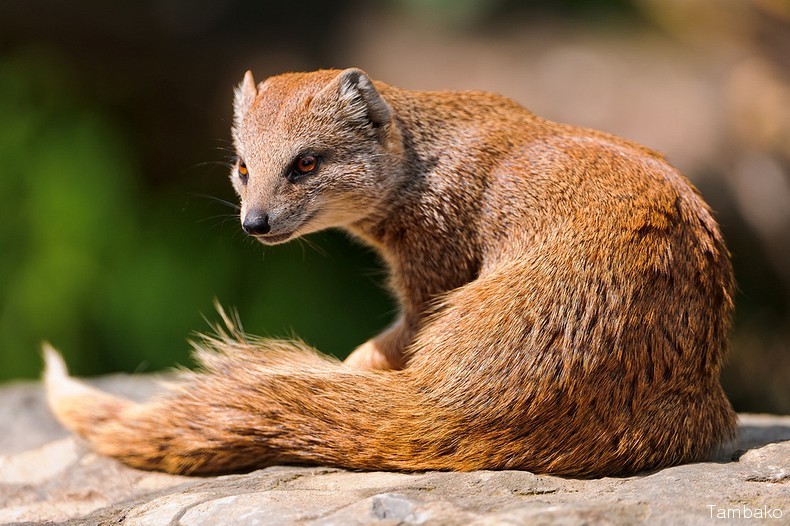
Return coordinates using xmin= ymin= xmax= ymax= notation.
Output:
xmin=1 ymin=376 xmax=788 ymax=525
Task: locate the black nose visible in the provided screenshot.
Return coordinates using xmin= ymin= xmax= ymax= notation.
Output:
xmin=242 ymin=210 xmax=271 ymax=235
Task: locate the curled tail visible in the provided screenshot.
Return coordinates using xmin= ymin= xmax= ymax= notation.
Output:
xmin=43 ymin=318 xmax=471 ymax=475
xmin=45 ymin=241 xmax=737 ymax=477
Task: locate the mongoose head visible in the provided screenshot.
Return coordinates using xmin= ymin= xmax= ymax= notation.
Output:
xmin=230 ymin=68 xmax=405 ymax=244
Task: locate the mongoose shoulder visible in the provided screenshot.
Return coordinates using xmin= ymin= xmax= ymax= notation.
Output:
xmin=45 ymin=68 xmax=736 ymax=477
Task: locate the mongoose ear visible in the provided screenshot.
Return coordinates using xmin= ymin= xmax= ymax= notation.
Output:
xmin=333 ymin=68 xmax=392 ymax=130
xmin=233 ymin=70 xmax=258 ymax=129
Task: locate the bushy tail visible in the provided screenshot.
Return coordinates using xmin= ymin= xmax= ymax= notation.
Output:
xmin=42 ymin=314 xmax=468 ymax=475
xmin=44 ymin=267 xmax=737 ymax=477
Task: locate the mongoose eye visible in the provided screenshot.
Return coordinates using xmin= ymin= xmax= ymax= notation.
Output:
xmin=295 ymin=155 xmax=318 ymax=175
xmin=288 ymin=154 xmax=320 ymax=182
xmin=237 ymin=159 xmax=248 ymax=184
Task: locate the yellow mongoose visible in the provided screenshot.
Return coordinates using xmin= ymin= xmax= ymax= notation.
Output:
xmin=44 ymin=68 xmax=736 ymax=477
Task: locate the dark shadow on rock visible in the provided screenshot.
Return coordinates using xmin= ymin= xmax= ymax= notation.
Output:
xmin=731 ymin=424 xmax=790 ymax=460
xmin=707 ymin=419 xmax=790 ymax=463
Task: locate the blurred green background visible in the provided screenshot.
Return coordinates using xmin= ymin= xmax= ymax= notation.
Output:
xmin=1 ymin=0 xmax=788 ymax=413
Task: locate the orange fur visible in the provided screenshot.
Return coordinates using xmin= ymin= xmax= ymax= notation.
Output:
xmin=44 ymin=68 xmax=736 ymax=477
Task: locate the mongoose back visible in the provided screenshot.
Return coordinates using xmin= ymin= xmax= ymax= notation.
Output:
xmin=44 ymin=68 xmax=736 ymax=477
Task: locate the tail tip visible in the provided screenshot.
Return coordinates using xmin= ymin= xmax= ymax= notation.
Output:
xmin=42 ymin=342 xmax=69 ymax=383
xmin=41 ymin=342 xmax=96 ymax=402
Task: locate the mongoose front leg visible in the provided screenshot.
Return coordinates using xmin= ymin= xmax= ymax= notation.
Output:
xmin=344 ymin=317 xmax=411 ymax=370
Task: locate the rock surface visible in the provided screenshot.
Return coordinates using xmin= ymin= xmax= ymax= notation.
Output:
xmin=1 ymin=376 xmax=788 ymax=525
